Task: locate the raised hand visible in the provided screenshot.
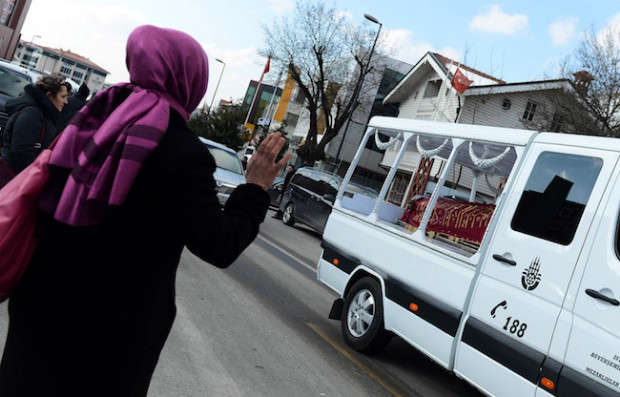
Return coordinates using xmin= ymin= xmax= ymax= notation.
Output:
xmin=245 ymin=133 xmax=291 ymax=191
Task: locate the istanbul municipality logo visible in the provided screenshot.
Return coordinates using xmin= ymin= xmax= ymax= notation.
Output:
xmin=522 ymin=257 xmax=542 ymax=291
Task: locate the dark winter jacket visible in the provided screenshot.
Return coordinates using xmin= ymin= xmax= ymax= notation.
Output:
xmin=56 ymin=84 xmax=89 ymax=132
xmin=0 ymin=110 xmax=270 ymax=396
xmin=0 ymin=84 xmax=61 ymax=173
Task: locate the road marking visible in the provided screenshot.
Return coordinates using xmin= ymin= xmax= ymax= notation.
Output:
xmin=307 ymin=323 xmax=407 ymax=397
xmin=256 ymin=234 xmax=317 ymax=274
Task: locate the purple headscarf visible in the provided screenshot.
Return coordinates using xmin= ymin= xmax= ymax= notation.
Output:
xmin=40 ymin=25 xmax=209 ymax=226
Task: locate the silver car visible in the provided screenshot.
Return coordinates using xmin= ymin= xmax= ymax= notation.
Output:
xmin=199 ymin=137 xmax=246 ymax=206
xmin=0 ymin=60 xmax=33 ymax=133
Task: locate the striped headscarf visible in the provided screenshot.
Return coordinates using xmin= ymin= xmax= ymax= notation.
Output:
xmin=40 ymin=25 xmax=208 ymax=226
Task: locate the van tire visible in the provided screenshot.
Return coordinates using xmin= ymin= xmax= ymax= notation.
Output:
xmin=341 ymin=277 xmax=391 ymax=353
xmin=282 ymin=203 xmax=295 ymax=226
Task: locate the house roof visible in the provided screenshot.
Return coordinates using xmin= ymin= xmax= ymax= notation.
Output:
xmin=464 ymin=79 xmax=571 ymax=96
xmin=432 ymin=53 xmax=505 ymax=85
xmin=383 ymin=51 xmax=504 ymax=104
xmin=38 ymin=44 xmax=109 ymax=74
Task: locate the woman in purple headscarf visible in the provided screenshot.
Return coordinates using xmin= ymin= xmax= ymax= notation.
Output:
xmin=0 ymin=25 xmax=289 ymax=396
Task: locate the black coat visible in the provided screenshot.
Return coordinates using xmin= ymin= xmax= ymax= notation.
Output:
xmin=0 ymin=110 xmax=270 ymax=396
xmin=1 ymin=84 xmax=61 ymax=173
xmin=56 ymin=93 xmax=87 ymax=133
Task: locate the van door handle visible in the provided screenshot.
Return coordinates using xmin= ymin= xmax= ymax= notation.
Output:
xmin=492 ymin=254 xmax=516 ymax=266
xmin=585 ymin=289 xmax=620 ymax=306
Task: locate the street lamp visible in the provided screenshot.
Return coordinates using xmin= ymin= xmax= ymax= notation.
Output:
xmin=30 ymin=34 xmax=41 ymax=45
xmin=334 ymin=13 xmax=382 ymax=172
xmin=205 ymin=58 xmax=225 ymax=120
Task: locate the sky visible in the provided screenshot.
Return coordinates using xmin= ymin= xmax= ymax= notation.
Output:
xmin=19 ymin=0 xmax=620 ymax=108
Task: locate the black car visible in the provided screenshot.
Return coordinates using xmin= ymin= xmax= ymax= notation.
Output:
xmin=266 ymin=177 xmax=284 ymax=208
xmin=278 ymin=167 xmax=378 ymax=234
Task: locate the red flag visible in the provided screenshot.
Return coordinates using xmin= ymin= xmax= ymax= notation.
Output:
xmin=451 ymin=68 xmax=472 ymax=94
xmin=263 ymin=56 xmax=271 ymax=75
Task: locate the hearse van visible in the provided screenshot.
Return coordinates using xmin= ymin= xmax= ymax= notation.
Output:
xmin=317 ymin=116 xmax=620 ymax=397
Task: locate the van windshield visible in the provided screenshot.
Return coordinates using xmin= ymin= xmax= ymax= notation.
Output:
xmin=207 ymin=146 xmax=244 ymax=175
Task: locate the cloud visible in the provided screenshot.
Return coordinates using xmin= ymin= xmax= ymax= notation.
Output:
xmin=21 ymin=1 xmax=149 ymax=83
xmin=267 ymin=0 xmax=295 ymax=15
xmin=597 ymin=12 xmax=620 ymax=45
xmin=383 ymin=29 xmax=461 ymax=65
xmin=549 ymin=19 xmax=577 ymax=46
xmin=334 ymin=10 xmax=352 ymax=21
xmin=470 ymin=5 xmax=528 ymax=35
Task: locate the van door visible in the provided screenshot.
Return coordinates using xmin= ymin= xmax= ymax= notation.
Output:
xmin=454 ymin=144 xmax=618 ymax=396
xmin=555 ymin=170 xmax=620 ymax=396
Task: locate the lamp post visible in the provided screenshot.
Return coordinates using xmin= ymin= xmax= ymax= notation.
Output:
xmin=205 ymin=58 xmax=225 ymax=120
xmin=334 ymin=13 xmax=382 ymax=172
xmin=30 ymin=34 xmax=41 ymax=45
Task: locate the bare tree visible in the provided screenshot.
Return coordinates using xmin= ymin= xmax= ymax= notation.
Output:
xmin=261 ymin=1 xmax=383 ymax=164
xmin=558 ymin=26 xmax=620 ymax=136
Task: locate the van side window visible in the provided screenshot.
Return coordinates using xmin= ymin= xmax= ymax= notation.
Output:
xmin=419 ymin=140 xmax=514 ymax=255
xmin=511 ymin=152 xmax=603 ymax=245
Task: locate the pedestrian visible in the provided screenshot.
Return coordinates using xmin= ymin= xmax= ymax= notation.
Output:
xmin=0 ymin=25 xmax=289 ymax=397
xmin=272 ymin=164 xmax=295 ymax=219
xmin=0 ymin=74 xmax=70 ymax=174
xmin=56 ymin=81 xmax=90 ymax=132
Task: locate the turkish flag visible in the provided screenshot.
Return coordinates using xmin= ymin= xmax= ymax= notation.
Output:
xmin=451 ymin=68 xmax=472 ymax=94
xmin=263 ymin=56 xmax=271 ymax=75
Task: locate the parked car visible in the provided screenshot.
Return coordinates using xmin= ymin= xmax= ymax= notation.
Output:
xmin=279 ymin=167 xmax=378 ymax=234
xmin=199 ymin=137 xmax=246 ymax=206
xmin=266 ymin=176 xmax=284 ymax=208
xmin=0 ymin=60 xmax=33 ymax=133
xmin=244 ymin=145 xmax=256 ymax=163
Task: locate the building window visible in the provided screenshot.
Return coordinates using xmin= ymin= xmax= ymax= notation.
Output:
xmin=550 ymin=113 xmax=563 ymax=132
xmin=285 ymin=113 xmax=299 ymax=127
xmin=0 ymin=0 xmax=16 ymax=26
xmin=72 ymin=71 xmax=83 ymax=79
xmin=59 ymin=66 xmax=72 ymax=76
xmin=423 ymin=80 xmax=442 ymax=98
xmin=387 ymin=173 xmax=408 ymax=205
xmin=522 ymin=100 xmax=538 ymax=121
xmin=502 ymin=99 xmax=511 ymax=110
xmin=293 ymin=88 xmax=305 ymax=104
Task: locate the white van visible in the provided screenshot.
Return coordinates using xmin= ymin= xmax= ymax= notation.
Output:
xmin=317 ymin=116 xmax=620 ymax=397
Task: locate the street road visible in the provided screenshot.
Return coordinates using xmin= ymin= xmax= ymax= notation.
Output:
xmin=0 ymin=209 xmax=482 ymax=396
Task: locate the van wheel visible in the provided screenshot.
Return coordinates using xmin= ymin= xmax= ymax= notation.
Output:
xmin=341 ymin=277 xmax=391 ymax=353
xmin=282 ymin=203 xmax=295 ymax=226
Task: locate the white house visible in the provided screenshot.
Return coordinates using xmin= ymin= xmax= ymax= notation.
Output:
xmin=379 ymin=53 xmax=578 ymax=207
xmin=383 ymin=52 xmax=504 ymax=123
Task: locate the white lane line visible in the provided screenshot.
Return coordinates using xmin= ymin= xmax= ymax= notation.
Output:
xmin=256 ymin=234 xmax=318 ymax=274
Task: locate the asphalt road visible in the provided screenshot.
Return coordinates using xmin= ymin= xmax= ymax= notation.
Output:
xmin=0 ymin=209 xmax=482 ymax=396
